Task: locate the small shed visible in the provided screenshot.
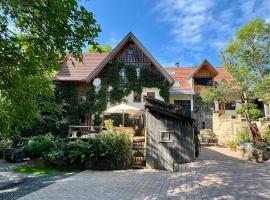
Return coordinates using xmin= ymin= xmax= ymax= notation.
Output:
xmin=144 ymin=97 xmax=195 ymax=171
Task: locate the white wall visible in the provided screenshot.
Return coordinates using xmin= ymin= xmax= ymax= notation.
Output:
xmin=107 ymin=87 xmax=163 ymax=110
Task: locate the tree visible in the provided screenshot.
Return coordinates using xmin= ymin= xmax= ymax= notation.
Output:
xmin=222 ymin=18 xmax=270 ymax=124
xmin=88 ymin=44 xmax=112 ymax=52
xmin=201 ymin=80 xmax=238 ymax=112
xmin=0 ymin=0 xmax=101 ymax=139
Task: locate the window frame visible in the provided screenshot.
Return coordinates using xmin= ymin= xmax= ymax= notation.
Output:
xmin=160 ymin=131 xmax=171 ymax=142
xmin=225 ymin=101 xmax=236 ymax=110
xmin=194 ymin=77 xmax=213 ymax=86
xmin=147 ymin=92 xmax=155 ymax=99
xmin=119 ymin=67 xmax=127 ymax=83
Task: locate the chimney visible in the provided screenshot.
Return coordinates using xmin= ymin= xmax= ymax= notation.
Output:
xmin=175 ymin=62 xmax=180 ymax=67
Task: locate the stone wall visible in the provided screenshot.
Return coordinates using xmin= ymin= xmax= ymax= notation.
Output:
xmin=212 ymin=113 xmax=270 ymax=144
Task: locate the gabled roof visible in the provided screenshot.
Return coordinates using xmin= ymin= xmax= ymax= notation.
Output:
xmin=164 ymin=66 xmax=232 ymax=91
xmin=54 ymin=53 xmax=109 ymax=81
xmin=54 ymin=32 xmax=174 ymax=84
xmin=85 ymin=32 xmax=174 ymax=84
xmin=188 ymin=60 xmax=218 ymax=78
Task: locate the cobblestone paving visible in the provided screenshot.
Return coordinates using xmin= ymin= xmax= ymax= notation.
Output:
xmin=18 ymin=147 xmax=270 ymax=200
xmin=0 ymin=160 xmax=76 ymax=200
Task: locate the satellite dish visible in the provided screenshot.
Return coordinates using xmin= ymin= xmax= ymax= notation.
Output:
xmin=93 ymin=78 xmax=101 ymax=87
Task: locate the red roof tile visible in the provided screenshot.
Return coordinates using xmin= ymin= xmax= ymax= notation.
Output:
xmin=164 ymin=66 xmax=232 ymax=90
xmin=54 ymin=52 xmax=109 ymax=81
xmin=214 ymin=67 xmax=232 ymax=82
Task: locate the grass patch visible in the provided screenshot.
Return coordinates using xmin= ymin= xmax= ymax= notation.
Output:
xmin=15 ymin=165 xmax=56 ymax=175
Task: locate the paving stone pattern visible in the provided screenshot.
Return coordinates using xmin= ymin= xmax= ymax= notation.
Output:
xmin=18 ymin=147 xmax=270 ymax=200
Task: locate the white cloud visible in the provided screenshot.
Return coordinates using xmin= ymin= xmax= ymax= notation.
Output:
xmin=155 ymin=0 xmax=215 ymax=44
xmin=153 ymin=0 xmax=270 ymax=65
xmin=241 ymin=0 xmax=270 ymax=22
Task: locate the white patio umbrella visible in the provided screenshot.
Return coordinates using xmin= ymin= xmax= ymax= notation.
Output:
xmin=104 ymin=103 xmax=141 ymax=127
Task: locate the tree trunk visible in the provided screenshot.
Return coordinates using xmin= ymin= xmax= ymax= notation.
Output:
xmin=241 ymin=93 xmax=253 ymax=141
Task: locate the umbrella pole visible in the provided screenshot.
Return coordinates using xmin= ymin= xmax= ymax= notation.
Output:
xmin=122 ymin=110 xmax=125 ymax=127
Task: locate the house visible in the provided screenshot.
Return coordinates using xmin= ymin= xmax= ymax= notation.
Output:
xmin=54 ymin=32 xmax=173 ymax=112
xmin=54 ymin=32 xmax=241 ymax=131
xmin=165 ymin=60 xmax=242 ymax=130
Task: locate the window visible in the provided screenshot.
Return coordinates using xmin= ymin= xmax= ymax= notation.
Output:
xmin=136 ymin=67 xmax=140 ymax=78
xmin=81 ymin=95 xmax=86 ymax=101
xmin=168 ymin=71 xmax=176 ymax=76
xmin=174 ymin=100 xmax=191 ymax=111
xmin=225 ymin=102 xmax=236 ymax=110
xmin=173 ymin=81 xmax=180 ymax=87
xmin=202 ymin=122 xmax=206 ymax=129
xmin=160 ymin=131 xmax=170 ymax=141
xmin=133 ymin=92 xmax=141 ymax=103
xmin=119 ymin=68 xmax=126 ymax=83
xmin=147 ymin=92 xmax=155 ymax=99
xmin=194 ymin=78 xmax=213 ymax=86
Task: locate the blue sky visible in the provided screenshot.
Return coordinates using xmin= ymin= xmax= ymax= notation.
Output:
xmin=81 ymin=0 xmax=270 ymax=67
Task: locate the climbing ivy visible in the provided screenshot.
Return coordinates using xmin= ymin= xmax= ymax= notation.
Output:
xmin=56 ymin=61 xmax=171 ymax=125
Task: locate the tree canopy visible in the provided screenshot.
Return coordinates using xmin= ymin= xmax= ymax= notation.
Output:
xmin=201 ymin=80 xmax=238 ymax=112
xmin=88 ymin=44 xmax=112 ymax=52
xmin=0 ymin=0 xmax=101 ymax=139
xmin=222 ymin=18 xmax=270 ymax=122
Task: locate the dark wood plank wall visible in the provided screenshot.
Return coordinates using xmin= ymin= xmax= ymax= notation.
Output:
xmin=146 ymin=109 xmax=194 ymax=171
xmin=194 ymin=65 xmax=216 ymax=78
xmin=116 ymin=42 xmax=151 ymax=67
xmin=114 ymin=42 xmax=163 ymax=79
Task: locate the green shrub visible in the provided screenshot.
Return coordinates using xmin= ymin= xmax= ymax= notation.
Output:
xmin=23 ymin=133 xmax=55 ymax=159
xmin=249 ymin=108 xmax=263 ymax=121
xmin=263 ymin=130 xmax=270 ymax=145
xmin=236 ymin=129 xmax=250 ymax=142
xmin=65 ymin=140 xmax=90 ymax=164
xmin=104 ymin=119 xmax=114 ymax=130
xmin=47 ymin=149 xmax=65 ymax=161
xmin=236 ymin=107 xmax=263 ymax=121
xmin=226 ymin=141 xmax=239 ymax=149
xmin=39 ymin=130 xmax=133 ymax=170
xmin=99 ymin=130 xmax=132 ymax=162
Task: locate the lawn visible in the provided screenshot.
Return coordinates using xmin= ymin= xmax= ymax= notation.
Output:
xmin=15 ymin=165 xmax=56 ymax=175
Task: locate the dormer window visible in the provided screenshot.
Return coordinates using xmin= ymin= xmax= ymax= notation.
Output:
xmin=173 ymin=81 xmax=180 ymax=87
xmin=168 ymin=71 xmax=176 ymax=76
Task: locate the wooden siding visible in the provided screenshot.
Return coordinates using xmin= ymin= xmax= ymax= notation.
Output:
xmin=116 ymin=42 xmax=151 ymax=67
xmin=145 ymin=98 xmax=194 ymax=171
xmin=194 ymin=65 xmax=215 ymax=77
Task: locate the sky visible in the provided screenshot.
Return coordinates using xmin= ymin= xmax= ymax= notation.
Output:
xmin=81 ymin=0 xmax=270 ymax=67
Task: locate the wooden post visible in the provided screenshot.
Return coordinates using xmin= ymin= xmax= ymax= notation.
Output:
xmin=122 ymin=110 xmax=125 ymax=127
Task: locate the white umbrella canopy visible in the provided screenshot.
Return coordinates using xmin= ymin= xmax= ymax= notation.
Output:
xmin=104 ymin=103 xmax=141 ymax=127
xmin=105 ymin=103 xmax=141 ymax=115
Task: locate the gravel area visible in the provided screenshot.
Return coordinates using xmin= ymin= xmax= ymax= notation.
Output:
xmin=0 ymin=160 xmax=76 ymax=200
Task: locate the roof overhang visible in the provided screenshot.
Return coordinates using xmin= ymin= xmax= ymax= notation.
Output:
xmin=85 ymin=32 xmax=174 ymax=84
xmin=188 ymin=59 xmax=218 ymax=78
xmin=170 ymin=89 xmax=195 ymax=95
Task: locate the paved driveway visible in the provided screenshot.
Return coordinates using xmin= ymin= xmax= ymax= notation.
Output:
xmin=18 ymin=147 xmax=270 ymax=200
